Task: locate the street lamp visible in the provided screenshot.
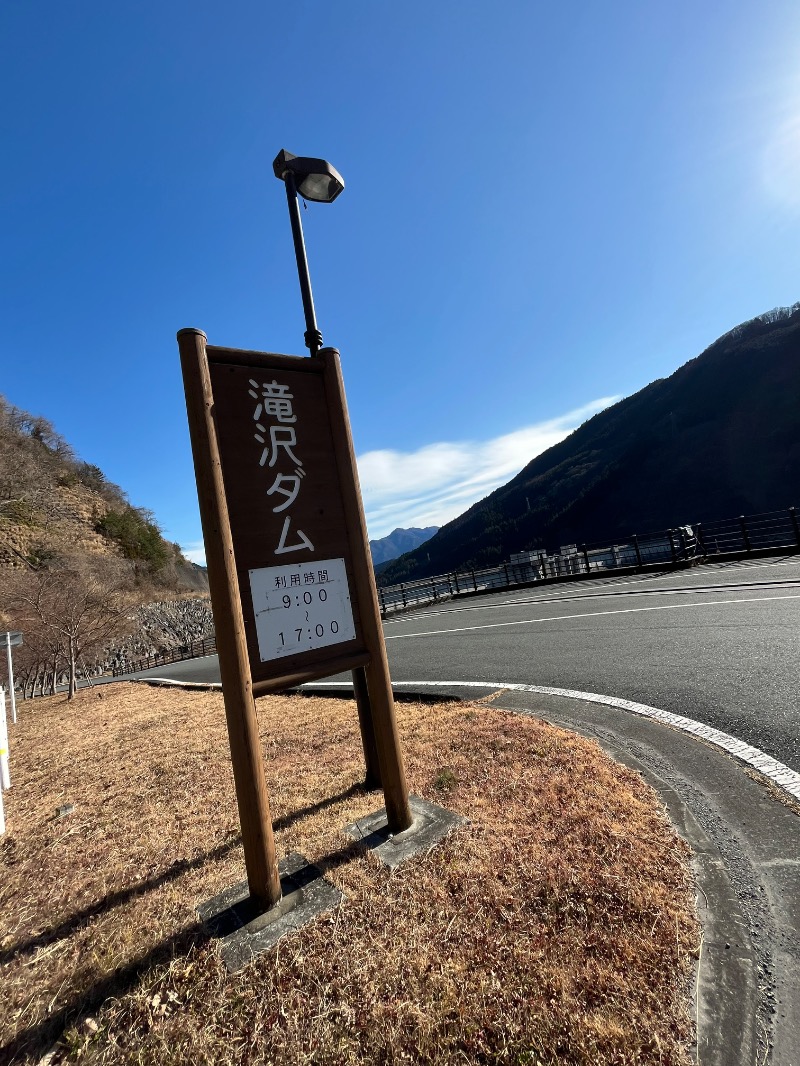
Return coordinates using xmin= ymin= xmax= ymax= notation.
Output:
xmin=273 ymin=149 xmax=345 ymax=356
xmin=272 ymin=147 xmax=384 ymax=792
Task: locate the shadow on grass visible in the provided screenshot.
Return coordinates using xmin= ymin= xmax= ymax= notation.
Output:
xmin=1 ymin=917 xmax=208 ymax=1063
xmin=1 ymin=781 xmax=366 ymax=967
xmin=2 ymin=821 xmax=377 ymax=1063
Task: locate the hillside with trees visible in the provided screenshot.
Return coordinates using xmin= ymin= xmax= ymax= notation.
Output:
xmin=379 ymin=303 xmax=800 ymax=584
xmin=0 ymin=394 xmax=204 ymax=582
xmin=0 ymin=395 xmax=210 ymax=696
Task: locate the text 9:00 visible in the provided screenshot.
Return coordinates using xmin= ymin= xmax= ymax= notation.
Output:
xmin=282 ymin=589 xmax=328 ymax=608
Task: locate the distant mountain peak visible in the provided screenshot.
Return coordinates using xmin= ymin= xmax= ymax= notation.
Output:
xmin=369 ymin=526 xmax=439 ymax=566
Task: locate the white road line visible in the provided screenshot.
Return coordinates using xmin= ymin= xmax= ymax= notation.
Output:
xmin=383 ymin=578 xmax=800 ymax=624
xmin=302 ymin=678 xmax=800 ymax=803
xmin=138 ymin=677 xmax=221 ymax=689
xmin=384 ymin=593 xmax=800 ymax=639
xmin=382 ymin=557 xmax=800 ymax=620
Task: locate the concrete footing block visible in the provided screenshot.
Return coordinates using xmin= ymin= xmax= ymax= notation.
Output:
xmin=343 ymin=794 xmax=467 ymax=868
xmin=198 ymin=852 xmax=345 ymax=972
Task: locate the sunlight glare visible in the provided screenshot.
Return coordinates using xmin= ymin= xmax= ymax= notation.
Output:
xmin=762 ymin=113 xmax=800 ymax=209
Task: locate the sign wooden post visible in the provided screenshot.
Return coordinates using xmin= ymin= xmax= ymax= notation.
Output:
xmin=179 ymin=329 xmax=281 ymax=908
xmin=178 ymin=329 xmax=412 ymax=907
xmin=319 ymin=348 xmax=411 ymax=829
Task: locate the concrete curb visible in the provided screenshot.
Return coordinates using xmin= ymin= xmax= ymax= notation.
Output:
xmin=301 ymin=677 xmax=769 ymax=1064
xmin=302 ymin=679 xmax=800 ymax=806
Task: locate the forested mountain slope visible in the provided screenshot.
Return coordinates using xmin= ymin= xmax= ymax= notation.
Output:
xmin=0 ymin=394 xmax=209 ymax=696
xmin=0 ymin=393 xmax=205 ymax=590
xmin=380 ymin=303 xmax=800 ymax=584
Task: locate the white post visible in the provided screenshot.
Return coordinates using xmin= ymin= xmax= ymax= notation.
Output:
xmin=0 ymin=688 xmax=8 ymax=835
xmin=5 ymin=634 xmax=17 ymax=724
xmin=0 ymin=688 xmax=9 ymax=789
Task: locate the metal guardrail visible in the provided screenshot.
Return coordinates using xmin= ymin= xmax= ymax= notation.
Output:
xmin=113 ymin=635 xmax=217 ymax=677
xmin=376 ymin=506 xmax=800 ymax=616
xmin=113 ymin=505 xmax=799 ymax=672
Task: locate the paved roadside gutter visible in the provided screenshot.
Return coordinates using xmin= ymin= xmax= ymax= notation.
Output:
xmin=303 ymin=681 xmax=800 ymax=1066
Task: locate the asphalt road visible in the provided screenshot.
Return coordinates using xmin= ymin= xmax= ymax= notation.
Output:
xmin=131 ymin=554 xmax=800 ymax=773
xmin=382 ymin=554 xmax=800 ymax=773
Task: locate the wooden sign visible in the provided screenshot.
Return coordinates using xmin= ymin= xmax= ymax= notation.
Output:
xmin=206 ymin=350 xmax=369 ymax=689
xmin=178 ymin=329 xmax=411 ymax=909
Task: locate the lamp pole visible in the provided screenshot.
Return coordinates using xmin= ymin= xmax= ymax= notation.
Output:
xmin=282 ymin=171 xmax=324 ymax=355
xmin=274 ymin=150 xmax=382 ymax=791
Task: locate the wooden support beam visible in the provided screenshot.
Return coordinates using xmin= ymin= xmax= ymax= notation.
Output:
xmin=178 ymin=328 xmax=281 ymax=910
xmin=320 ymin=347 xmax=412 ymax=832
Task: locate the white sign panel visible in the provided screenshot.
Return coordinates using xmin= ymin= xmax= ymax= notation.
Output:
xmin=248 ymin=557 xmax=356 ymax=662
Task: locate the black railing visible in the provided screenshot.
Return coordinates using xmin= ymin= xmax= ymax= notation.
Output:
xmin=113 ymin=506 xmax=800 ymax=671
xmin=113 ymin=635 xmax=217 ymax=677
xmin=377 ymin=506 xmax=800 ymax=616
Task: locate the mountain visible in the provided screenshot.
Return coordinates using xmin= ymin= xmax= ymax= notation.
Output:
xmin=369 ymin=526 xmax=439 ymax=566
xmin=0 ymin=393 xmax=206 ymax=592
xmin=378 ymin=303 xmax=800 ymax=585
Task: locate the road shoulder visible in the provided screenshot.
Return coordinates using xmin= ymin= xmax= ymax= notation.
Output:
xmin=303 ymin=679 xmax=799 ymax=1065
xmin=489 ymin=688 xmax=799 ymax=1066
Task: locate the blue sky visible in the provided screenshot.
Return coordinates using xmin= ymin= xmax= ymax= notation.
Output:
xmin=3 ymin=2 xmax=800 ymax=563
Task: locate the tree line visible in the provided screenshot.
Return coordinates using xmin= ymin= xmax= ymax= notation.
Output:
xmin=4 ymin=563 xmax=215 ymax=700
xmin=6 ymin=564 xmax=129 ymax=699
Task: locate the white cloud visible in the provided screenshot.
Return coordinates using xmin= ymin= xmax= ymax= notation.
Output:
xmin=182 ymin=540 xmax=207 ymax=567
xmin=180 ymin=396 xmax=619 ymax=560
xmin=358 ymin=397 xmax=620 ymax=540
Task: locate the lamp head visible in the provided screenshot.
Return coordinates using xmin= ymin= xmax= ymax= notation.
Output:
xmin=273 ymin=149 xmax=345 ymax=203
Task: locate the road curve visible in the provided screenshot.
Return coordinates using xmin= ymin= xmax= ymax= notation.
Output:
xmin=129 ymin=555 xmax=800 ymax=773
xmin=382 ymin=556 xmax=800 ymax=773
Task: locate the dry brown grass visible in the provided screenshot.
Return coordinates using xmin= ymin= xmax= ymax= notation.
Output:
xmin=0 ymin=684 xmax=699 ymax=1065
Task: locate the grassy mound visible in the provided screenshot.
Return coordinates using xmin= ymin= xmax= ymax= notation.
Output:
xmin=0 ymin=685 xmax=698 ymax=1064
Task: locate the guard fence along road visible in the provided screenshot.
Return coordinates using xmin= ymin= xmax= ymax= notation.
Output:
xmin=376 ymin=506 xmax=800 ymax=615
xmin=113 ymin=636 xmax=217 ymax=677
xmin=113 ymin=505 xmax=798 ymax=674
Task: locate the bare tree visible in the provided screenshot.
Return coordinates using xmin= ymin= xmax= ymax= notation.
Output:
xmin=10 ymin=568 xmax=131 ymax=699
xmin=13 ymin=625 xmax=63 ymax=698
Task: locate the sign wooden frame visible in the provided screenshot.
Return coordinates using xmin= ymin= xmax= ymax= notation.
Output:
xmin=178 ymin=329 xmax=411 ymax=909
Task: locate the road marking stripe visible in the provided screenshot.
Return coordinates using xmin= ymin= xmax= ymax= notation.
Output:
xmin=383 ymin=558 xmax=800 ymax=619
xmin=139 ymin=678 xmax=221 ymax=689
xmin=384 ymin=578 xmax=800 ymax=624
xmin=384 ymin=593 xmax=800 ymax=639
xmin=302 ymin=678 xmax=800 ymax=803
